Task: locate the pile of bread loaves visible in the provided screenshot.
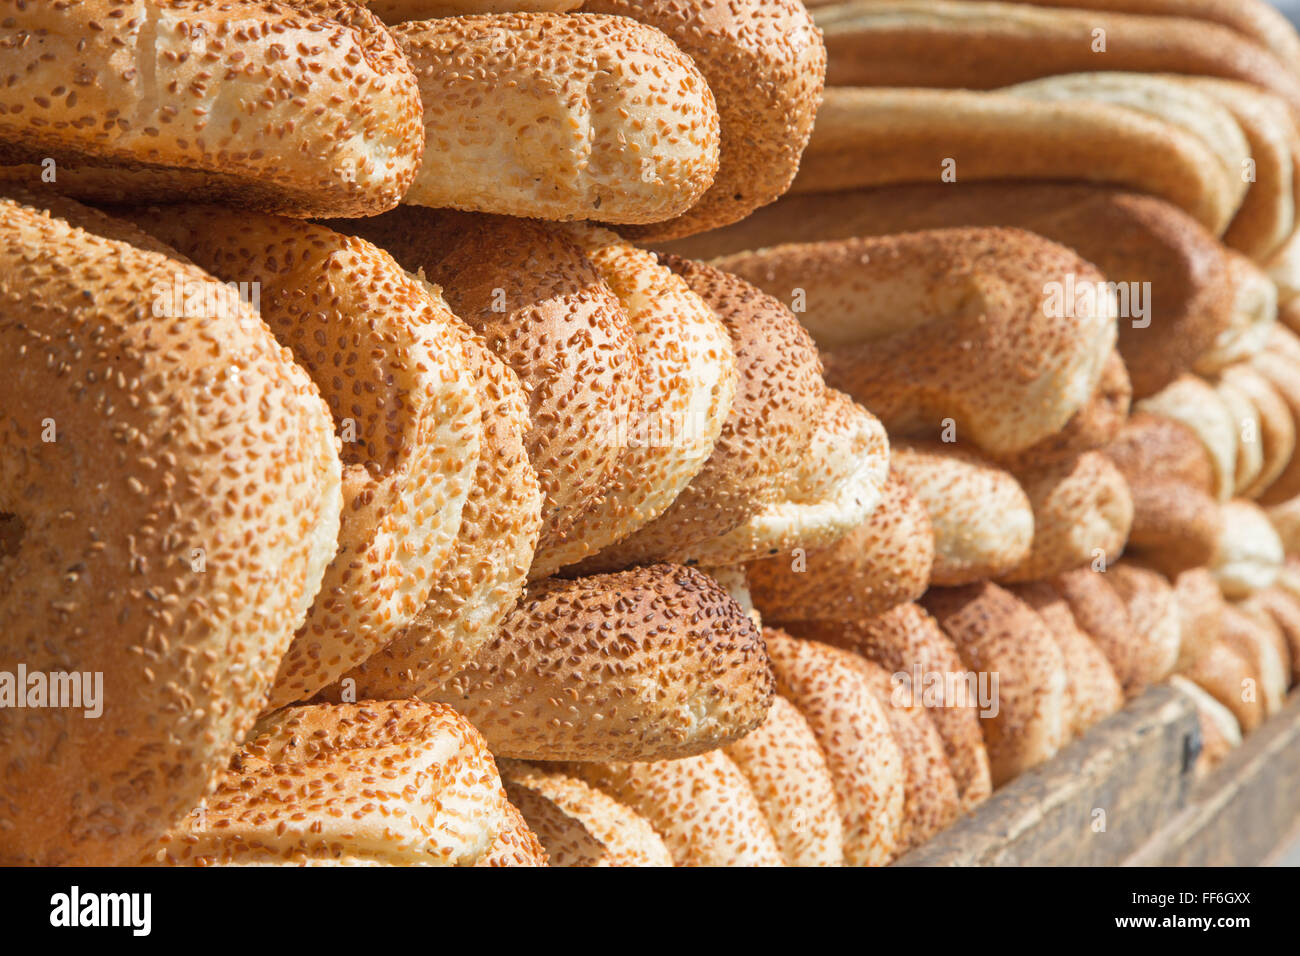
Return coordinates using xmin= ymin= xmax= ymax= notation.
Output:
xmin=1 ymin=0 xmax=1298 ymax=868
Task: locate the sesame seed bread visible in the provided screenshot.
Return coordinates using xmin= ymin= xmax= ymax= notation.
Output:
xmin=126 ymin=207 xmax=483 ymax=707
xmin=764 ymin=629 xmax=905 ymax=866
xmin=392 ymin=13 xmax=720 ymax=224
xmin=746 ymin=472 xmax=934 ymax=622
xmin=890 ymin=442 xmax=1034 ymax=587
xmin=429 ymin=564 xmax=774 ymax=761
xmin=0 ymin=0 xmax=424 ymax=216
xmin=0 ymin=195 xmax=342 ymax=866
xmin=497 ymin=759 xmax=673 ymax=867
xmin=782 ymin=604 xmax=993 ymax=812
xmin=146 ymin=701 xmax=511 ymax=866
xmin=585 ymin=0 xmax=826 ymax=239
xmin=715 ymin=229 xmax=1118 ymax=455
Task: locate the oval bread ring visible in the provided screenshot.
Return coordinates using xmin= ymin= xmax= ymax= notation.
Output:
xmin=1173 ymin=566 xmax=1227 ymax=671
xmin=813 ymin=1 xmax=1300 ymax=115
xmin=146 ymin=701 xmax=511 ymax=866
xmin=781 ymin=604 xmax=993 ymax=812
xmin=1168 ymin=675 xmax=1242 ymax=774
xmin=716 ymin=228 xmax=1117 ymax=455
xmin=922 ymin=583 xmax=1069 ymax=787
xmin=1214 ymin=377 xmax=1265 ymax=496
xmin=391 ymin=14 xmax=719 ymax=224
xmin=723 ymin=696 xmax=845 ymax=867
xmin=1269 ymin=495 xmax=1300 ymax=555
xmin=1180 ymin=636 xmax=1265 ymax=732
xmin=339 ymin=207 xmax=638 ymax=555
xmin=1105 ymin=410 xmax=1217 ymax=493
xmin=367 ymin=0 xmax=580 ymax=18
xmin=321 ymin=325 xmax=542 ymax=702
xmin=529 ymin=226 xmax=736 ymax=579
xmin=584 ymin=0 xmax=826 ymax=240
xmin=556 ymin=751 xmax=785 ymax=867
xmin=128 ymin=207 xmax=483 ymax=708
xmin=475 ymin=797 xmax=548 ymax=867
xmin=676 ymin=184 xmax=1233 ymax=402
xmin=868 ymin=0 xmax=1300 ymax=72
xmin=0 ymin=1 xmax=423 ymax=217
xmin=1051 ymin=568 xmax=1158 ymax=697
xmin=1009 ymin=582 xmax=1125 ymax=739
xmin=791 ymin=87 xmax=1240 ymax=235
xmin=764 ymin=629 xmax=905 ymax=866
xmin=1239 ymin=588 xmax=1300 ymax=687
xmin=428 ymin=564 xmax=774 ymax=761
xmin=0 ymin=196 xmax=342 ymax=866
xmin=997 ymin=451 xmax=1134 ymax=584
xmin=746 ymin=472 xmax=934 ymax=623
xmin=891 ymin=441 xmax=1034 ymax=587
xmin=1003 ymin=73 xmax=1252 ymax=224
xmin=1220 ymin=605 xmax=1289 ymax=715
xmin=848 ymin=655 xmax=962 ymax=853
xmin=1218 ymin=364 xmax=1296 ymax=500
xmin=675 ymin=389 xmax=891 ymax=567
xmin=576 ymin=256 xmax=823 ymax=570
xmin=496 ymin=760 xmax=673 ymax=868
xmin=1211 ymin=499 xmax=1285 ymax=598
xmin=1252 ymin=327 xmax=1300 ymax=504
xmin=1137 ymin=374 xmax=1239 ymax=500
xmin=989 ymin=349 xmax=1132 ymax=474
xmin=1193 ymin=252 xmax=1279 ymax=376
xmin=1181 ymin=77 xmax=1299 ymax=262
xmin=1105 ymin=563 xmax=1183 ymax=690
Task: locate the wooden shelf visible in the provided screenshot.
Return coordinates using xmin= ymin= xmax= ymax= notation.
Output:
xmin=895 ymin=686 xmax=1300 ymax=866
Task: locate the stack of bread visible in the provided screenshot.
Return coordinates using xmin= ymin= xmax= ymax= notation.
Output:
xmin=4 ymin=0 xmax=1300 ymax=869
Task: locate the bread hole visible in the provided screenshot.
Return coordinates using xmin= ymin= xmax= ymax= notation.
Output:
xmin=0 ymin=513 xmax=24 ymax=561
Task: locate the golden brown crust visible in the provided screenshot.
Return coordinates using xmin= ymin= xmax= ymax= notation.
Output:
xmin=1210 ymin=499 xmax=1285 ymax=598
xmin=675 ymin=389 xmax=890 ymax=567
xmin=126 ymin=207 xmax=483 ymax=707
xmin=764 ymin=630 xmax=905 ymax=865
xmin=990 ymin=350 xmax=1132 ymax=473
xmin=780 ymin=605 xmax=993 ymax=811
xmin=498 ymin=760 xmax=673 ymax=868
xmin=1173 ymin=566 xmax=1227 ymax=671
xmin=1136 ymin=375 xmax=1239 ymax=500
xmin=339 ymin=207 xmax=637 ymax=555
xmin=792 ymin=87 xmax=1240 ymax=235
xmin=1239 ymin=588 xmax=1300 ymax=687
xmin=587 ymin=0 xmax=826 ymax=239
xmin=392 ymin=13 xmax=719 ymax=223
xmin=367 ymin=0 xmax=580 ymax=17
xmin=475 ymin=798 xmax=549 ymax=867
xmin=663 ymin=184 xmax=1234 ymax=400
xmin=848 ymin=655 xmax=962 ymax=852
xmin=724 ymin=696 xmax=845 ymax=866
xmin=1220 ymin=605 xmax=1289 ymax=715
xmin=147 ymin=701 xmax=510 ymax=866
xmin=1009 ymin=582 xmax=1125 ymax=738
xmin=814 ymin=0 xmax=1300 ymax=114
xmin=1180 ymin=637 xmax=1264 ymax=732
xmin=0 ymin=195 xmax=342 ymax=866
xmin=1219 ymin=365 xmax=1297 ymax=500
xmin=922 ymin=583 xmax=1069 ymax=786
xmin=428 ymin=565 xmax=774 ymax=761
xmin=1252 ymin=327 xmax=1300 ymax=505
xmin=746 ymin=473 xmax=934 ymax=622
xmin=1052 ymin=568 xmax=1163 ymax=696
xmin=557 ymin=752 xmax=785 ymax=867
xmin=0 ymin=0 xmax=424 ymax=216
xmin=531 ymin=226 xmax=737 ymax=578
xmin=587 ymin=257 xmax=823 ymax=567
xmin=322 ymin=326 xmax=542 ymax=702
xmin=716 ymin=228 xmax=1116 ymax=455
xmin=998 ymin=451 xmax=1134 ymax=584
xmin=1106 ymin=563 xmax=1183 ymax=689
xmin=890 ymin=442 xmax=1033 ymax=586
